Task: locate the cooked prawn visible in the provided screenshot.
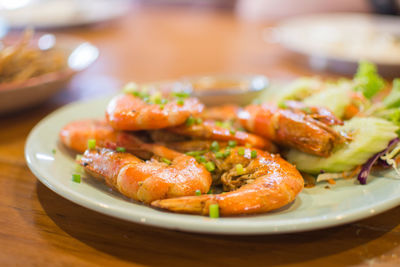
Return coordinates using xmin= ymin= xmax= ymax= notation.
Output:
xmin=59 ymin=119 xmax=119 ymax=153
xmin=167 ymin=119 xmax=277 ymax=151
xmin=151 ymin=147 xmax=304 ymax=216
xmin=106 ymin=93 xmax=204 ymax=131
xmin=80 ymin=144 xmax=212 ymax=204
xmin=238 ymin=103 xmax=345 ymax=157
xmin=199 ymin=104 xmax=240 ymax=121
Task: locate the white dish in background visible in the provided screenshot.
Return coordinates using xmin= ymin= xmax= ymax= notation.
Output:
xmin=0 ymin=0 xmax=132 ymax=29
xmin=0 ymin=32 xmax=98 ymax=114
xmin=25 ymin=97 xmax=400 ymax=235
xmin=273 ymin=13 xmax=400 ymax=76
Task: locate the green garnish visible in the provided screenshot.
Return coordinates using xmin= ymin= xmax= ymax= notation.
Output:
xmin=210 ymin=141 xmax=220 ymax=152
xmin=209 ymin=204 xmax=219 ymax=218
xmin=87 ymin=139 xmax=96 ymax=150
xmin=195 ymin=118 xmax=203 ymax=124
xmin=186 ymin=150 xmax=206 ymax=156
xmin=251 ymin=150 xmax=257 ymax=159
xmin=150 ymin=91 xmax=162 ymax=104
xmin=161 ymin=158 xmax=172 ymax=165
xmin=195 ymin=155 xmax=207 ymax=163
xmin=229 ymin=129 xmax=236 ymax=135
xmin=122 ymin=82 xmax=138 ymax=94
xmin=215 ymin=151 xmax=225 ymax=159
xmin=204 ymin=161 xmax=216 ymax=172
xmin=237 ymin=147 xmax=245 ymax=156
xmin=186 ymin=116 xmax=195 ymax=126
xmin=172 ymin=91 xmax=190 ymax=98
xmin=236 ymin=164 xmax=245 ymax=175
xmin=215 ymin=121 xmax=223 ymax=127
xmin=75 ymin=163 xmax=84 ymax=173
xmin=72 ymin=174 xmax=81 ymax=183
xmin=301 ymin=107 xmax=312 ymax=114
xmin=195 ymin=189 xmax=201 ymax=196
xmin=278 ymin=101 xmax=288 ymax=109
xmin=177 ymin=99 xmax=185 ymax=105
xmin=228 ymin=140 xmax=237 ymax=148
xmin=207 ymin=189 xmax=212 ymax=194
xmin=51 ymin=149 xmax=56 ymax=154
xmin=116 ymin=147 xmax=126 ymax=152
xmin=223 ymin=148 xmax=231 ymax=158
xmin=354 ymin=61 xmax=385 ymax=99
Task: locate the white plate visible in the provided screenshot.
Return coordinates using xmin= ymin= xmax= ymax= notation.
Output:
xmin=25 ymin=97 xmax=400 ymax=235
xmin=273 ymin=13 xmax=400 ymax=75
xmin=0 ymin=0 xmax=132 ymax=29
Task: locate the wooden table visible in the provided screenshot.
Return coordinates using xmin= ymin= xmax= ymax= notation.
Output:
xmin=1 ymin=6 xmax=399 ymax=266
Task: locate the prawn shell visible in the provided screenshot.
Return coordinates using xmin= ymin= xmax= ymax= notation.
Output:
xmin=106 ymin=94 xmax=204 ymax=130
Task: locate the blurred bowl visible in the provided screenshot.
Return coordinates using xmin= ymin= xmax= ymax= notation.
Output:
xmin=0 ymin=32 xmax=98 ymax=114
xmin=272 ymin=13 xmax=400 ymax=77
xmin=182 ymin=74 xmax=269 ymax=106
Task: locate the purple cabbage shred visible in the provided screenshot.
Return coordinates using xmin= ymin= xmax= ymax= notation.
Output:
xmin=357 ymin=137 xmax=399 ymax=185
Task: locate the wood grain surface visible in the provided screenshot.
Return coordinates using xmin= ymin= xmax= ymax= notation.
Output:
xmin=1 ymin=6 xmax=399 ymax=267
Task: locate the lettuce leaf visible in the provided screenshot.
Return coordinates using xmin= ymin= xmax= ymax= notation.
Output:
xmin=383 ymin=78 xmax=400 ymax=108
xmin=353 ymin=61 xmax=385 ymax=99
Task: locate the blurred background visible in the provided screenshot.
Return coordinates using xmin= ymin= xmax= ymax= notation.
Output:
xmin=0 ymin=0 xmax=399 ymax=113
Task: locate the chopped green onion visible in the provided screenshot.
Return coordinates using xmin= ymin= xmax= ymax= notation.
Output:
xmin=236 ymin=164 xmax=244 ymax=175
xmin=154 ymin=98 xmax=162 ymax=104
xmin=186 ymin=150 xmax=206 ymax=157
xmin=51 ymin=149 xmax=56 ymax=154
xmin=301 ymin=107 xmax=312 ymax=114
xmin=72 ymin=174 xmax=81 ymax=183
xmin=228 ymin=140 xmax=237 ymax=148
xmin=223 ymin=148 xmax=231 ymax=158
xmin=210 ymin=141 xmax=220 ymax=152
xmin=186 ymin=116 xmax=195 ymax=126
xmin=237 ymin=147 xmax=245 ymax=156
xmin=172 ymin=91 xmax=190 ymax=98
xmin=207 ymin=189 xmax=213 ymax=194
xmin=195 ymin=155 xmax=207 ymax=163
xmin=229 ymin=129 xmax=236 ymax=135
xmin=278 ymin=101 xmax=288 ymax=109
xmin=161 ymin=158 xmax=172 ymax=165
xmin=204 ymin=161 xmax=216 ymax=172
xmin=150 ymin=91 xmax=162 ymax=104
xmin=159 ymin=104 xmax=165 ymax=110
xmin=195 ymin=118 xmax=203 ymax=124
xmin=215 ymin=151 xmax=225 ymax=159
xmin=215 ymin=121 xmax=223 ymax=127
xmin=209 ymin=204 xmax=219 ymax=218
xmin=251 ymin=150 xmax=257 ymax=159
xmin=75 ymin=163 xmax=84 ymax=173
xmin=122 ymin=82 xmax=139 ymax=94
xmin=88 ymin=139 xmax=96 ymax=150
xmin=116 ymin=147 xmax=126 ymax=152
xmin=195 ymin=189 xmax=201 ymax=196
xmin=177 ymin=99 xmax=185 ymax=105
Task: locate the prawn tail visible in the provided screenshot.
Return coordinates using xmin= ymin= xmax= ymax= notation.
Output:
xmin=151 ymin=195 xmax=213 ymax=215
